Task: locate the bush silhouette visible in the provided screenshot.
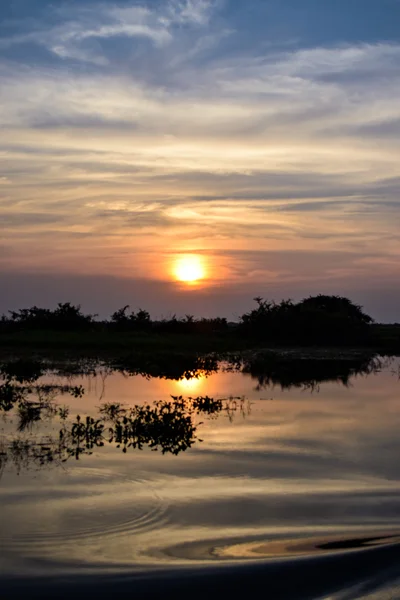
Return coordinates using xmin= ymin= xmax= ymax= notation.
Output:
xmin=111 ymin=305 xmax=152 ymax=332
xmin=240 ymin=295 xmax=373 ymax=344
xmin=6 ymin=303 xmax=96 ymax=332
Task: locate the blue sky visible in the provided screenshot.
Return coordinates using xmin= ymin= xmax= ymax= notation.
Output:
xmin=1 ymin=0 xmax=400 ymax=319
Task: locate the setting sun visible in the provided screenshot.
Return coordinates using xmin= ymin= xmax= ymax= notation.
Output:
xmin=174 ymin=255 xmax=205 ymax=284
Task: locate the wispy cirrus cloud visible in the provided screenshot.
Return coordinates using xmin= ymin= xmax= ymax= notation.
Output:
xmin=0 ymin=1 xmax=218 ymax=64
xmin=164 ymin=0 xmax=215 ymax=25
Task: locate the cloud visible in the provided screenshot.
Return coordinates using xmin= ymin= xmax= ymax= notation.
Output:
xmin=1 ymin=2 xmax=400 ymax=310
xmin=0 ymin=1 xmax=218 ymax=64
xmin=165 ymin=0 xmax=215 ymax=25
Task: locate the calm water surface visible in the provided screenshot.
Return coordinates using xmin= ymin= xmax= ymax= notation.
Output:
xmin=1 ymin=357 xmax=400 ymax=599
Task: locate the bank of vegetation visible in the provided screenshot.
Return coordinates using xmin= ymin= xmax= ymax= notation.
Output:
xmin=1 ymin=295 xmax=399 ymax=354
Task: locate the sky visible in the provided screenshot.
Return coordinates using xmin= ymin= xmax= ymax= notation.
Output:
xmin=1 ymin=0 xmax=400 ymax=320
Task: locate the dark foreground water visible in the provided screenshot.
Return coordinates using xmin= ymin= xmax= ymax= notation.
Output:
xmin=1 ymin=355 xmax=400 ymax=599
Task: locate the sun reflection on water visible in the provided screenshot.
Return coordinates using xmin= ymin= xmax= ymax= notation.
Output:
xmin=176 ymin=376 xmax=206 ymax=393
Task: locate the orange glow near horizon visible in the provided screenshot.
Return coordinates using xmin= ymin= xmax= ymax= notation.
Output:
xmin=173 ymin=255 xmax=206 ymax=285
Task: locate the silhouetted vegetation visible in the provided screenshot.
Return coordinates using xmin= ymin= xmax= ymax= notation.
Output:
xmin=240 ymin=295 xmax=373 ymax=345
xmin=110 ymin=306 xmax=152 ymax=332
xmin=109 ymin=306 xmax=228 ymax=336
xmin=3 ymin=303 xmax=96 ymax=332
xmin=2 ymin=294 xmax=398 ymax=352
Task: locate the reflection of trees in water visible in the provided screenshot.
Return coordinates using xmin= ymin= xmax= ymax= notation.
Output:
xmin=0 ymin=363 xmax=248 ymax=473
xmin=0 ymin=436 xmax=65 ymax=476
xmin=3 ymin=353 xmax=382 ymax=394
xmin=0 ymin=354 xmax=219 ymax=386
xmin=112 ymin=354 xmax=219 ymax=381
xmin=0 ymin=359 xmax=45 ymax=384
xmin=0 ymin=381 xmax=84 ymax=429
xmin=235 ymin=352 xmax=386 ymax=391
xmin=0 ymin=396 xmax=248 ymax=474
xmin=0 ymin=352 xmax=388 ymax=475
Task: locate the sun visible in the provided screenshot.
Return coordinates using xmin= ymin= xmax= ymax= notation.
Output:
xmin=174 ymin=255 xmax=205 ymax=284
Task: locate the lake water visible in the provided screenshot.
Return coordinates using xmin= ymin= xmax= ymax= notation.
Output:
xmin=1 ymin=355 xmax=400 ymax=599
